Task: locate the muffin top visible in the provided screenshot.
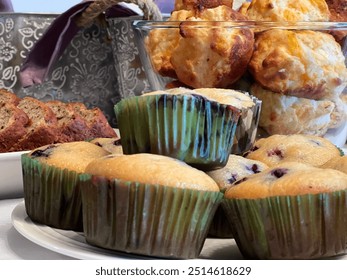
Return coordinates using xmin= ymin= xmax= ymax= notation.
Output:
xmin=90 ymin=137 xmax=123 ymax=154
xmin=224 ymin=162 xmax=347 ymax=199
xmin=85 ymin=153 xmax=219 ymax=192
xmin=246 ymin=134 xmax=341 ymax=167
xmin=321 ymin=155 xmax=347 ymax=174
xmin=144 ymin=87 xmax=255 ymax=109
xmin=28 ymin=141 xmax=110 ymax=173
xmin=207 ymin=154 xmax=268 ymax=191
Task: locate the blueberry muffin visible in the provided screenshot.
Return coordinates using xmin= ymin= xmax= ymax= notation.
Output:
xmin=223 ymin=162 xmax=347 ymax=259
xmin=22 ymin=141 xmax=110 ymax=231
xmin=80 ymin=153 xmax=222 ymax=259
xmin=321 ymin=155 xmax=347 ymax=174
xmin=90 ymin=137 xmax=123 ymax=154
xmin=246 ymin=134 xmax=341 ymax=167
xmin=169 ymin=87 xmax=262 ymax=155
xmin=206 ymin=155 xmax=268 ymax=238
xmin=114 ymin=89 xmax=241 ymax=171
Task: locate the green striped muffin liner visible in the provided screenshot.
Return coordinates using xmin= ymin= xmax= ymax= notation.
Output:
xmin=80 ymin=175 xmax=223 ymax=259
xmin=231 ymin=95 xmax=261 ymax=155
xmin=222 ymin=191 xmax=347 ymax=260
xmin=114 ymin=94 xmax=241 ymax=171
xmin=21 ymin=153 xmax=90 ymax=231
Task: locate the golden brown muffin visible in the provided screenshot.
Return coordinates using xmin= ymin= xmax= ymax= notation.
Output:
xmin=29 ymin=141 xmax=110 ymax=173
xmin=85 ymin=153 xmax=219 ymax=191
xmin=224 ymin=162 xmax=347 ymax=199
xmin=90 ymin=137 xmax=123 ymax=154
xmin=174 ymin=0 xmax=233 ymax=10
xmin=246 ymin=134 xmax=341 ymax=167
xmin=249 ymin=83 xmax=345 ymax=136
xmin=321 ymin=155 xmax=347 ymax=174
xmin=248 ymin=29 xmax=347 ymax=100
xmin=170 ymin=5 xmax=254 ymax=88
xmin=207 ymin=154 xmax=268 ymax=191
xmin=222 ymin=161 xmax=347 ymax=260
xmin=245 ymin=0 xmax=330 ymax=21
xmin=163 ymin=87 xmax=255 ymax=108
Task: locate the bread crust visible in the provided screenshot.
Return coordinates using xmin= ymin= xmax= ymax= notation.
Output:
xmin=0 ymin=103 xmax=29 ymax=152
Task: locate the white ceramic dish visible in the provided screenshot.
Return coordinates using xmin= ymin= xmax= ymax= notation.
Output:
xmin=11 ymin=201 xmax=244 ymax=260
xmin=0 ymin=151 xmax=28 ymax=199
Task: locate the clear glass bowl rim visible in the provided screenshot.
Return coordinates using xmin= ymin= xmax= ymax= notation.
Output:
xmin=133 ymin=20 xmax=347 ymax=31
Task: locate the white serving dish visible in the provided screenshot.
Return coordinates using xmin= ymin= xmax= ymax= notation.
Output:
xmin=0 ymin=151 xmax=27 ymax=199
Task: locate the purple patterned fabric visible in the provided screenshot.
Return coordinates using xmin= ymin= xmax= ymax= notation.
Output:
xmin=19 ymin=1 xmax=137 ymax=87
xmin=0 ymin=0 xmax=13 ymax=12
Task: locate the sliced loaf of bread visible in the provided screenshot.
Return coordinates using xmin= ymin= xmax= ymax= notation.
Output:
xmin=11 ymin=97 xmax=59 ymax=151
xmin=0 ymin=103 xmax=29 ymax=152
xmin=70 ymin=102 xmax=117 ymax=139
xmin=46 ymin=100 xmax=90 ymax=142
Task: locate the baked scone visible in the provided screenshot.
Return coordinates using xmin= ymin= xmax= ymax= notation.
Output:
xmin=81 ymin=153 xmax=222 ymax=258
xmin=222 ymin=162 xmax=347 ymax=259
xmin=245 ymin=0 xmax=330 ymax=21
xmin=248 ymin=29 xmax=347 ymax=100
xmin=90 ymin=137 xmax=123 ymax=154
xmin=170 ymin=5 xmax=254 ymax=88
xmin=245 ymin=134 xmax=341 ymax=167
xmin=22 ymin=141 xmax=110 ymax=231
xmin=174 ymin=0 xmax=233 ymax=10
xmin=145 ymin=9 xmax=195 ymax=79
xmin=249 ymin=83 xmax=345 ymax=136
xmin=0 ymin=103 xmax=29 ymax=152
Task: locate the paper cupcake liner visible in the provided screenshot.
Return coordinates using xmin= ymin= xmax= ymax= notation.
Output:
xmin=114 ymin=94 xmax=241 ymax=171
xmin=80 ymin=175 xmax=223 ymax=259
xmin=21 ymin=153 xmax=89 ymax=231
xmin=222 ymin=191 xmax=347 ymax=260
xmin=231 ymin=95 xmax=262 ymax=155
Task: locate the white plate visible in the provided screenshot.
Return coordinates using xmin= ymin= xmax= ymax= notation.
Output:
xmin=11 ymin=202 xmax=244 ymax=260
xmin=0 ymin=151 xmax=28 ymax=199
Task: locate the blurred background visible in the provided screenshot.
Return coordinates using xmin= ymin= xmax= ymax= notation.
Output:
xmin=11 ymin=0 xmax=80 ymax=13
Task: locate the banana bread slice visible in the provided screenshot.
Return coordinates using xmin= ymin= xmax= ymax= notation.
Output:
xmin=46 ymin=100 xmax=90 ymax=142
xmin=0 ymin=88 xmax=21 ymax=105
xmin=11 ymin=97 xmax=59 ymax=151
xmin=0 ymin=103 xmax=29 ymax=152
xmin=70 ymin=102 xmax=117 ymax=139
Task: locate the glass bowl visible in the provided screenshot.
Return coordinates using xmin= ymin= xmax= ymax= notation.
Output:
xmin=132 ymin=20 xmax=347 ymax=148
